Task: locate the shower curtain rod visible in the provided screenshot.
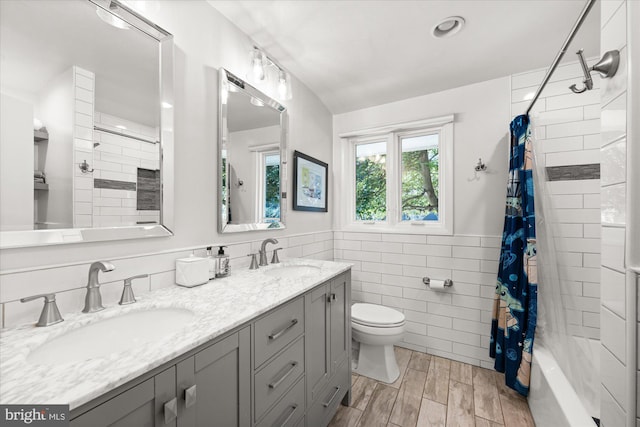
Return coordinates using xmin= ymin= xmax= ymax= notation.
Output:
xmin=525 ymin=0 xmax=597 ymax=116
xmin=94 ymin=125 xmax=159 ymax=145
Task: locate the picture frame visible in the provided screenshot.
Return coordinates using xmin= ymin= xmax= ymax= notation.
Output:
xmin=292 ymin=150 xmax=328 ymax=212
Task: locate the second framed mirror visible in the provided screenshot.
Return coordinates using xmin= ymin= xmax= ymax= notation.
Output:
xmin=218 ymin=69 xmax=287 ymax=233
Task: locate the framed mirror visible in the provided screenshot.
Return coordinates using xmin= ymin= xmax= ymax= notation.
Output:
xmin=218 ymin=69 xmax=287 ymax=233
xmin=0 ymin=0 xmax=174 ymax=248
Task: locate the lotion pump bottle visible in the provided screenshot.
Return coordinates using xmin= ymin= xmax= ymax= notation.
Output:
xmin=215 ymin=246 xmax=230 ymax=278
xmin=206 ymin=247 xmax=216 ymax=280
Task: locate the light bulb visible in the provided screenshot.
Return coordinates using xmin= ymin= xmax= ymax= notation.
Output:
xmin=251 ymin=49 xmax=265 ymax=81
xmin=278 ymin=71 xmax=288 ymax=100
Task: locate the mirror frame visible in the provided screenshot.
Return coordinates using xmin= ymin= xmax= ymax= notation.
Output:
xmin=218 ymin=68 xmax=288 ymax=233
xmin=0 ymin=0 xmax=174 ymax=249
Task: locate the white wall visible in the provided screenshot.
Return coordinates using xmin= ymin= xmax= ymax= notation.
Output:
xmin=35 ymin=68 xmax=74 ymax=229
xmin=0 ymin=1 xmax=333 ymax=326
xmin=0 ymin=93 xmax=33 ymax=231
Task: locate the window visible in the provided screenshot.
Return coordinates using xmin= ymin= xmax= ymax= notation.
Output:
xmin=355 ymin=140 xmax=387 ymax=221
xmin=340 ymin=115 xmax=453 ymax=234
xmin=400 ymin=132 xmax=439 ymax=221
xmin=259 ymin=151 xmax=280 ymax=223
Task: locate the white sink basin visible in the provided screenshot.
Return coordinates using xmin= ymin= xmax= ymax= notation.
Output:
xmin=262 ymin=264 xmax=321 ymax=279
xmin=27 ymin=308 xmax=195 ymax=365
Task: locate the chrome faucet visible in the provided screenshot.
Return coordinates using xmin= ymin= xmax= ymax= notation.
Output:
xmin=259 ymin=238 xmax=278 ymax=266
xmin=82 ymin=261 xmax=115 ymax=313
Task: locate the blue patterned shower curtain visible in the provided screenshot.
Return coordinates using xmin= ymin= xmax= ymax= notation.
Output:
xmin=490 ymin=114 xmax=538 ymax=396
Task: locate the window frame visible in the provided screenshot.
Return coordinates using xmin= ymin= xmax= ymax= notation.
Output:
xmin=340 ymin=115 xmax=454 ymax=235
xmin=256 ymin=149 xmax=281 ymax=224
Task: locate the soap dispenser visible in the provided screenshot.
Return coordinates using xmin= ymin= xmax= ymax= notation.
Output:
xmin=206 ymin=247 xmax=216 ymax=280
xmin=215 ymin=246 xmax=230 ymax=278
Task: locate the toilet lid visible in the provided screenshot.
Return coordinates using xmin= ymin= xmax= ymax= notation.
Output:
xmin=352 ymin=303 xmax=405 ymax=327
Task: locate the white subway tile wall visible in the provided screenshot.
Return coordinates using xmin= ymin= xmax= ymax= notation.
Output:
xmin=0 ymin=231 xmax=333 ymax=329
xmin=92 ymin=112 xmax=161 ymax=226
xmin=73 ymin=66 xmax=95 ymax=227
xmin=512 ymin=58 xmax=602 ymax=342
xmin=599 ymin=1 xmax=632 ymax=426
xmin=335 ymin=232 xmax=500 ymax=368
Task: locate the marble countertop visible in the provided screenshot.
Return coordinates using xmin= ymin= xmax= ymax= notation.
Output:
xmin=0 ymin=258 xmax=351 ymax=410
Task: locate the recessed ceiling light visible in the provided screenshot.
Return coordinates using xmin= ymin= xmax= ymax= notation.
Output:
xmin=432 ymin=16 xmax=465 ymax=38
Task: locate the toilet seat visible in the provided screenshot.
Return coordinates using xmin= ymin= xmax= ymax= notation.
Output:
xmin=352 ymin=303 xmax=405 ymax=328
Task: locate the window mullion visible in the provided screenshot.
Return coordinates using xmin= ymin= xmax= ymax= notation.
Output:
xmin=386 ymin=132 xmax=397 ymax=227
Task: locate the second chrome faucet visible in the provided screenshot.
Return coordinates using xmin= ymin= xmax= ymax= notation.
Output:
xmin=82 ymin=261 xmax=115 ymax=313
xmin=259 ymin=238 xmax=278 ymax=266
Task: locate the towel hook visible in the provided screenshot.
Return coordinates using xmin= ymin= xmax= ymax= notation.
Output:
xmin=79 ymin=160 xmax=94 ymax=174
xmin=474 ymin=158 xmax=487 ymax=172
xmin=570 ymin=49 xmax=620 ymax=94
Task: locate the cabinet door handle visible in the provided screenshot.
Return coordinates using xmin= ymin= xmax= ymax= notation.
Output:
xmin=327 ymin=293 xmax=336 ymax=303
xmin=268 ymin=362 xmax=298 ymax=389
xmin=322 ymin=386 xmax=341 ymax=408
xmin=184 ymin=384 xmax=197 ymax=408
xmin=268 ymin=319 xmax=298 ymax=341
xmin=164 ymin=397 xmax=178 ymax=424
xmin=274 ymin=404 xmax=298 ymax=427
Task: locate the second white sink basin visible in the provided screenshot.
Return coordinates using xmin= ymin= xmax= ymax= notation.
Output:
xmin=27 ymin=308 xmax=195 ymax=365
xmin=262 ymin=264 xmax=321 ymax=279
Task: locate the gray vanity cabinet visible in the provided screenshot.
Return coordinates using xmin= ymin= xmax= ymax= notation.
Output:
xmin=71 ymin=366 xmax=175 ymax=427
xmin=305 ymin=271 xmax=351 ymax=426
xmin=177 ymin=328 xmax=251 ymax=427
xmin=71 ymin=328 xmax=250 ymax=427
xmin=69 ymin=269 xmax=351 ymax=427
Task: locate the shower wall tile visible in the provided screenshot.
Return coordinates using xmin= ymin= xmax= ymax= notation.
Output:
xmin=601 ymin=93 xmax=627 ymax=143
xmin=546 ymin=119 xmax=601 ymax=139
xmin=601 ymin=344 xmax=629 ymax=413
xmin=545 ymin=90 xmax=601 ymax=111
xmin=602 ymin=306 xmax=627 ymax=364
xmin=601 ymin=138 xmax=627 ymax=186
xmin=602 ymin=0 xmax=625 ymax=26
xmin=601 ymin=183 xmax=626 ymax=225
xmin=602 ymin=227 xmax=626 ymax=272
xmin=545 ymin=149 xmax=600 ymax=167
xmin=601 ymin=266 xmax=626 ymax=319
xmin=601 ymin=384 xmax=627 ymax=427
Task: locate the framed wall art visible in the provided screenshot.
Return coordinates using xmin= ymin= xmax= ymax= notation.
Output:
xmin=292 ymin=150 xmax=328 ymax=212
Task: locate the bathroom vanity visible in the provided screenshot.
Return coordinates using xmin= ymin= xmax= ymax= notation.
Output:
xmin=0 ymin=259 xmax=351 ymax=427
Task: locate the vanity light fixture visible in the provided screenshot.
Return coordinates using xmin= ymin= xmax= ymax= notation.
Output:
xmin=432 ymin=16 xmax=465 ymax=38
xmin=96 ymin=1 xmax=131 ymax=30
xmin=247 ymin=46 xmax=293 ymax=101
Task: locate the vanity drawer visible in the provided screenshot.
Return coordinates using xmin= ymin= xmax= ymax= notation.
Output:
xmin=255 ymin=336 xmax=305 ymax=421
xmin=307 ymin=359 xmax=349 ymax=427
xmin=256 ymin=376 xmax=305 ymax=427
xmin=254 ymin=297 xmax=304 ymax=367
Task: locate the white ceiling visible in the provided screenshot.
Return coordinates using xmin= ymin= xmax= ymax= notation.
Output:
xmin=209 ymin=0 xmax=600 ymax=114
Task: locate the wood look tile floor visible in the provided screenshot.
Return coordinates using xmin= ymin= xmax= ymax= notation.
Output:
xmin=329 ymin=347 xmax=535 ymax=427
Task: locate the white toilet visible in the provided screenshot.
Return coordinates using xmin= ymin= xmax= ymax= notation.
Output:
xmin=351 ymin=303 xmax=406 ymax=383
